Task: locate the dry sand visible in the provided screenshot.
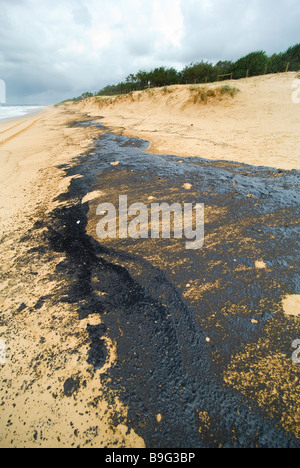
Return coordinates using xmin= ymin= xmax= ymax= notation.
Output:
xmin=0 ymin=73 xmax=299 ymax=447
xmin=72 ymin=72 xmax=300 ymax=170
xmin=0 ymin=108 xmax=145 ymax=447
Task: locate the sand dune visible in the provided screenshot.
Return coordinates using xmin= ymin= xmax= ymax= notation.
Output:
xmin=71 ymin=72 xmax=300 ymax=170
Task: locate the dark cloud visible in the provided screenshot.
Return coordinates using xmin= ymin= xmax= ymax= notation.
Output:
xmin=179 ymin=0 xmax=300 ymax=62
xmin=0 ymin=0 xmax=299 ymax=104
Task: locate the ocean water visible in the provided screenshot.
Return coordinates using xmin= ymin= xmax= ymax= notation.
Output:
xmin=0 ymin=105 xmax=45 ymax=122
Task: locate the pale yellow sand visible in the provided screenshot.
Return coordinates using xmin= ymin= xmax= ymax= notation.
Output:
xmin=71 ymin=72 xmax=300 ymax=170
xmin=282 ymin=295 xmax=300 ymax=317
xmin=0 ymin=108 xmax=145 ymax=448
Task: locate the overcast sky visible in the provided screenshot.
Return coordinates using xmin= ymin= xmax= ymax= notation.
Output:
xmin=0 ymin=0 xmax=299 ymax=104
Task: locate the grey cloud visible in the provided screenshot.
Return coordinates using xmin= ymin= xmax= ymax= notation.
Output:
xmin=0 ymin=0 xmax=299 ymax=104
xmin=72 ymin=5 xmax=92 ymax=27
xmin=179 ymin=0 xmax=300 ymax=62
xmin=125 ymin=32 xmax=154 ymax=57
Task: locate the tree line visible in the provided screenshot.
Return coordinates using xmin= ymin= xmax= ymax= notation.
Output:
xmin=74 ymin=44 xmax=300 ymax=100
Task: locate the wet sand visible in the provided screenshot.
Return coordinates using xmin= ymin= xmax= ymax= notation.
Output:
xmin=0 ymin=78 xmax=300 ymax=447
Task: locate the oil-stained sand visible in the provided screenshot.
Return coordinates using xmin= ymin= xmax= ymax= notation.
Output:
xmin=0 ymin=113 xmax=299 ymax=447
xmin=34 ymin=121 xmax=300 ymax=446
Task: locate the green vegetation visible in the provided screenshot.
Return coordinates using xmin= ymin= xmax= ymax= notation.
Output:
xmin=70 ymin=44 xmax=300 ymax=101
xmin=162 ymin=86 xmax=173 ymax=94
xmin=231 ymin=51 xmax=268 ymax=79
xmin=189 ymin=85 xmax=240 ymax=104
xmin=219 ymin=85 xmax=240 ymax=97
xmin=182 ymin=61 xmax=219 ymax=84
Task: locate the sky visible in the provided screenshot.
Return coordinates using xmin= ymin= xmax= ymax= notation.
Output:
xmin=0 ymin=0 xmax=299 ymax=104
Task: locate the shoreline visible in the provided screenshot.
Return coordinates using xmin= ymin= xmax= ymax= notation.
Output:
xmin=0 ymin=105 xmax=47 ymax=124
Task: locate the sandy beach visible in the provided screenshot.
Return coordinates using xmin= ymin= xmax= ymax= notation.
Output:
xmin=0 ymin=108 xmax=146 ymax=447
xmin=0 ymin=73 xmax=299 ymax=448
